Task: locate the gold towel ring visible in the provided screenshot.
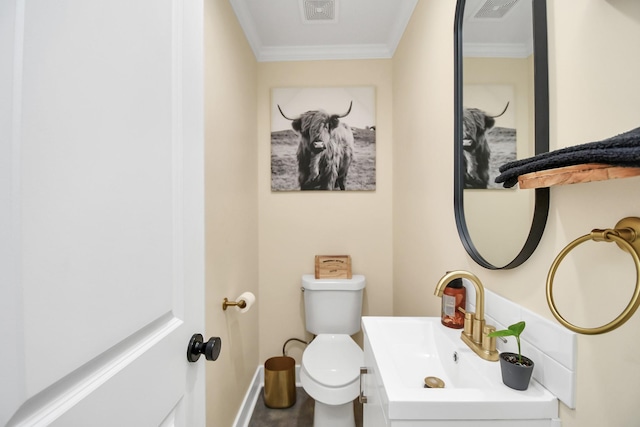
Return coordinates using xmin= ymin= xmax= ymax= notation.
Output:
xmin=546 ymin=217 xmax=640 ymax=335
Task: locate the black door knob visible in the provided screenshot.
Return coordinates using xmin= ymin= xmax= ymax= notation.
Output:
xmin=187 ymin=333 xmax=222 ymax=362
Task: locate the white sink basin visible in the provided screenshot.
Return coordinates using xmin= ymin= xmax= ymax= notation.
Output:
xmin=362 ymin=316 xmax=558 ymax=421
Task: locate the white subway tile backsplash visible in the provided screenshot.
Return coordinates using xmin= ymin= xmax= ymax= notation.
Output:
xmin=484 ymin=289 xmax=521 ymax=327
xmin=521 ymin=309 xmax=577 ymax=371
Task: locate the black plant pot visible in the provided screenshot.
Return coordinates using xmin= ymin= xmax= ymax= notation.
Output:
xmin=499 ymin=352 xmax=534 ymax=391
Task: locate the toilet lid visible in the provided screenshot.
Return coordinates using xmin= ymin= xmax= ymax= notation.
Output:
xmin=302 ymin=334 xmax=363 ymax=388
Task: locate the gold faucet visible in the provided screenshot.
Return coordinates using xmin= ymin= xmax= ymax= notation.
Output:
xmin=434 ymin=270 xmax=499 ymax=362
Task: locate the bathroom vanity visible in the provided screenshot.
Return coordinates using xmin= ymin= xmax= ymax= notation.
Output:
xmin=361 ymin=317 xmax=560 ymax=426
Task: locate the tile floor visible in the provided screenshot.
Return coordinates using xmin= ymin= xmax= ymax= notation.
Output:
xmin=248 ymin=387 xmax=362 ymax=427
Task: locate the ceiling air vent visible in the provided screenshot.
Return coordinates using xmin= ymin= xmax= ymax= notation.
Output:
xmin=474 ymin=0 xmax=519 ymax=19
xmin=302 ymin=0 xmax=336 ymax=23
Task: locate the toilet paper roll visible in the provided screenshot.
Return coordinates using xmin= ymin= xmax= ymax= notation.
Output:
xmin=236 ymin=291 xmax=256 ymax=313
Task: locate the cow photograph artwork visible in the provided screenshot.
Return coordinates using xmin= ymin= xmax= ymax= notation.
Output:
xmin=271 ymin=86 xmax=376 ymax=191
xmin=463 ymin=85 xmax=517 ymax=190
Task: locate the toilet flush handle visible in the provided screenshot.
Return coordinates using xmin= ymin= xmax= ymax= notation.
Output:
xmin=359 ymin=367 xmax=369 ymax=404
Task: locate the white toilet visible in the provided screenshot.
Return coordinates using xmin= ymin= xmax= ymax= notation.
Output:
xmin=300 ymin=274 xmax=366 ymax=427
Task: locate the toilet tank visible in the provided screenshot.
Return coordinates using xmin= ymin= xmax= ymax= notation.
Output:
xmin=302 ymin=274 xmax=366 ymax=335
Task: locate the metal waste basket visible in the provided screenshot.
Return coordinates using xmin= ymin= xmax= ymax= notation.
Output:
xmin=263 ymin=356 xmax=296 ymax=408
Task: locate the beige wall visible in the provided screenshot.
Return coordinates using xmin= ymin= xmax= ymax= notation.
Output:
xmin=394 ymin=1 xmax=640 ymax=427
xmin=204 ymin=1 xmax=259 ymax=426
xmin=257 ymin=60 xmax=394 ymax=363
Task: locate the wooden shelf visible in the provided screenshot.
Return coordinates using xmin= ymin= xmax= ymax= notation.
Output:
xmin=518 ymin=163 xmax=640 ymax=189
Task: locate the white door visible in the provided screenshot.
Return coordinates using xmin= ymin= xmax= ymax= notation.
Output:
xmin=0 ymin=0 xmax=207 ymax=426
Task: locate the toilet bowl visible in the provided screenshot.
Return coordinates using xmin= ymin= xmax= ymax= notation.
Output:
xmin=300 ymin=334 xmax=363 ymax=427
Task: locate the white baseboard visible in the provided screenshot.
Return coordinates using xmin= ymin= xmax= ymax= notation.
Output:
xmin=231 ymin=366 xmax=262 ymax=427
xmin=232 ymin=364 xmax=302 ymax=427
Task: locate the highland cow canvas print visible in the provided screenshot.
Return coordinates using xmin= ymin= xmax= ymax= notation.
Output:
xmin=463 ymin=85 xmax=517 ymax=190
xmin=271 ymin=87 xmax=376 ymax=191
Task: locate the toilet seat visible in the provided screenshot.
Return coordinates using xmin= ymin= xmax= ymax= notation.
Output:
xmin=300 ymin=334 xmax=363 ymax=406
xmin=303 ymin=334 xmax=362 ymax=387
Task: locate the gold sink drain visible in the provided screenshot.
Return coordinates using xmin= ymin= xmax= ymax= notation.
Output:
xmin=424 ymin=376 xmax=445 ymax=388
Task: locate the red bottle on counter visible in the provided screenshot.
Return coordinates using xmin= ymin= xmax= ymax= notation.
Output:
xmin=441 ymin=278 xmax=465 ymax=329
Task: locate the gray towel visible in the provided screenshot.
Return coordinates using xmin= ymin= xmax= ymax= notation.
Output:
xmin=495 ymin=127 xmax=640 ymax=188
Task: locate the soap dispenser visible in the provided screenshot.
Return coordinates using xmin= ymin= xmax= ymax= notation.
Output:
xmin=441 ymin=278 xmax=465 ymax=329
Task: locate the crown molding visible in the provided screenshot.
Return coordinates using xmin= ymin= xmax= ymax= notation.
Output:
xmin=386 ymin=0 xmax=418 ymax=57
xmin=257 ymin=43 xmax=393 ymax=62
xmin=228 ymin=0 xmax=263 ymax=60
xmin=463 ymin=42 xmax=533 ymax=58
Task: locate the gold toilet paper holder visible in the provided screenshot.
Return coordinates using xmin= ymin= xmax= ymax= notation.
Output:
xmin=222 ymin=297 xmax=247 ymax=311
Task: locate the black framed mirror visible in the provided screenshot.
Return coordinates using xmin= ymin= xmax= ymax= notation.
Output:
xmin=454 ymin=0 xmax=550 ymax=269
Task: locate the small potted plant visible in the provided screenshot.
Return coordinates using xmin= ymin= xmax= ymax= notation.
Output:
xmin=487 ymin=321 xmax=534 ymax=391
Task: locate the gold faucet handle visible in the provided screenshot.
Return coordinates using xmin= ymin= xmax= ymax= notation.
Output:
xmin=482 ymin=325 xmax=497 ymax=353
xmin=463 ymin=312 xmax=474 ymax=338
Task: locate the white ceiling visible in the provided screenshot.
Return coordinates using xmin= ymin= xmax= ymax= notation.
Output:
xmin=228 ymin=0 xmax=419 ymax=62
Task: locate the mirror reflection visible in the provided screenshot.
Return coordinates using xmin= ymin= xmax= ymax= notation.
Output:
xmin=455 ymin=0 xmax=549 ymax=269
